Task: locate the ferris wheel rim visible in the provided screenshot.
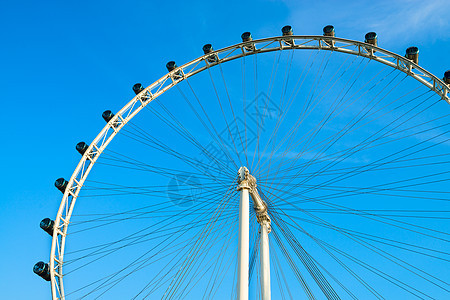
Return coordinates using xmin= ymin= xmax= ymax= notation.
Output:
xmin=48 ymin=33 xmax=450 ymax=299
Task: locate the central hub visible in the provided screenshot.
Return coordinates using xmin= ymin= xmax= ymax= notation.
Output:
xmin=237 ymin=166 xmax=271 ymax=229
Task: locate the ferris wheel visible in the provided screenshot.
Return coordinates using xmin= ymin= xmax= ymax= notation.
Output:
xmin=34 ymin=25 xmax=450 ymax=299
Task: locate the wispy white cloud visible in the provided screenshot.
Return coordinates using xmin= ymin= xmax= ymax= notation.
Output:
xmin=281 ymin=0 xmax=450 ymax=46
xmin=364 ymin=0 xmax=449 ymax=43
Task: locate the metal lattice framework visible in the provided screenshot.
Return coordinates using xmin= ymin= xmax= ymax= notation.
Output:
xmin=48 ymin=34 xmax=449 ymax=299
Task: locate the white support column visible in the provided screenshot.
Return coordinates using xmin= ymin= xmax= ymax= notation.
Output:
xmin=260 ymin=223 xmax=271 ymax=300
xmin=238 ymin=186 xmax=249 ymax=300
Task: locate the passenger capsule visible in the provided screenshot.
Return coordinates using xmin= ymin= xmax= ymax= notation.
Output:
xmin=33 ymin=261 xmax=51 ymax=281
xmin=241 ymin=32 xmax=256 ymax=51
xmin=132 ymin=83 xmax=144 ymax=95
xmin=54 ymin=178 xmax=68 ymax=193
xmin=40 ymin=218 xmax=54 ymax=236
xmin=241 ymin=32 xmax=252 ymax=42
xmin=102 ymin=110 xmax=114 ymax=122
xmin=202 ymin=44 xmax=213 ymax=54
xmin=444 ymin=70 xmax=450 ymax=84
xmin=405 ymin=46 xmax=419 ymax=64
xmin=166 ymin=61 xmax=177 ymax=72
xmin=323 ymin=25 xmax=335 ymax=46
xmin=281 ymin=26 xmax=294 ymax=46
xmin=364 ymin=32 xmax=377 ymax=46
xmin=323 ymin=25 xmax=335 ymax=37
xmin=76 ymin=142 xmax=88 ymax=155
xmin=166 ymin=61 xmax=182 ymax=79
xmin=282 ymin=25 xmax=293 ymax=36
xmin=202 ymin=44 xmax=218 ymax=63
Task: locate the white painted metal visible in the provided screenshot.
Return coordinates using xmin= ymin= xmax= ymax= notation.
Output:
xmin=48 ymin=34 xmax=450 ymax=299
xmin=237 ymin=166 xmax=250 ymax=300
xmin=260 ymin=223 xmax=271 ymax=300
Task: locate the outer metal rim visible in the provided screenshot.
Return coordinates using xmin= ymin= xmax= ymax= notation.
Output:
xmin=49 ymin=34 xmax=450 ymax=299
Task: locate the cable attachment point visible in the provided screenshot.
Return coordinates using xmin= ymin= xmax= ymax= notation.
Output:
xmin=237 ymin=166 xmax=271 ymax=232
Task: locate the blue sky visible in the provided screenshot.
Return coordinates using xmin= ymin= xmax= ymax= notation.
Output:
xmin=1 ymin=0 xmax=449 ymax=299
